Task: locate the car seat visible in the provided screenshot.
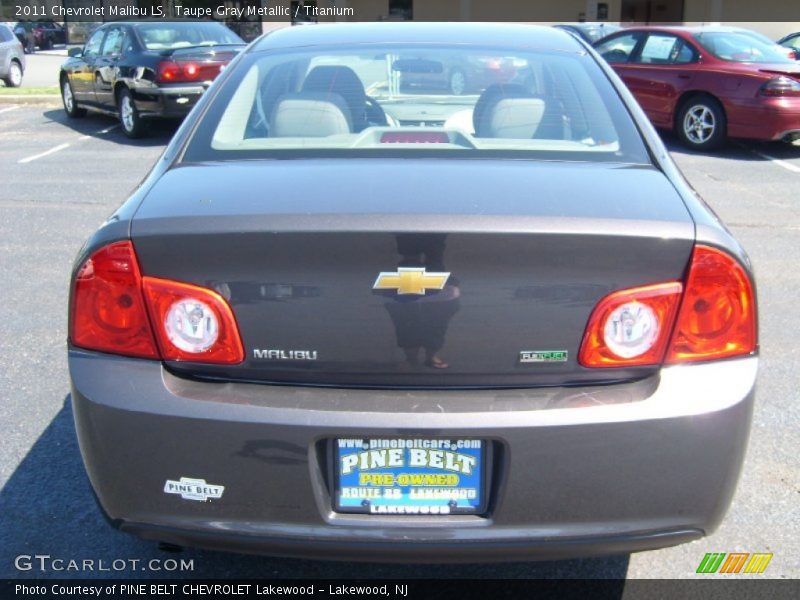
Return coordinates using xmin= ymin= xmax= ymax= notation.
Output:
xmin=301 ymin=65 xmax=371 ymax=132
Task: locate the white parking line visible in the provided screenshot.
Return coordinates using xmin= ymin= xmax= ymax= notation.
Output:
xmin=753 ymin=151 xmax=800 ymax=174
xmin=0 ymin=106 xmax=19 ymax=115
xmin=742 ymin=145 xmax=800 ymax=174
xmin=18 ymin=143 xmax=70 ymax=164
xmin=79 ymin=125 xmax=118 ymax=140
xmin=18 ymin=125 xmax=119 ymax=163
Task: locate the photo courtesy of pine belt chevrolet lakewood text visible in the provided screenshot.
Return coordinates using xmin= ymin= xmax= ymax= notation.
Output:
xmin=68 ymin=23 xmax=758 ymax=561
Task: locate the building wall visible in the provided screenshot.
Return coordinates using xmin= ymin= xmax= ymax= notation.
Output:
xmin=415 ymin=0 xmax=463 ymax=21
xmin=684 ymin=0 xmax=797 ymax=22
xmin=683 ymin=0 xmax=800 ymax=38
xmin=468 ymin=0 xmax=619 ymax=22
xmin=287 ymin=0 xmax=624 ymax=23
xmin=345 ymin=0 xmax=388 ymax=21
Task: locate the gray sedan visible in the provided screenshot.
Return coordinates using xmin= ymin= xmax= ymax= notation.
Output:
xmin=0 ymin=23 xmax=24 ymax=87
xmin=68 ymin=23 xmax=757 ymax=562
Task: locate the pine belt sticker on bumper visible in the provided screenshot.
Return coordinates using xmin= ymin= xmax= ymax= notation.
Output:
xmin=164 ymin=477 xmax=225 ymax=502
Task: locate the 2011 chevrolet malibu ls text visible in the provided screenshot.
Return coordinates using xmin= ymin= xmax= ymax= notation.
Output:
xmin=68 ymin=23 xmax=758 ymax=562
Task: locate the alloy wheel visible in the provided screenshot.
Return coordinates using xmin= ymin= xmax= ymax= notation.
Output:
xmin=121 ymin=95 xmax=134 ymax=133
xmin=62 ymin=80 xmax=73 ymax=111
xmin=9 ymin=63 xmax=22 ymax=87
xmin=449 ymin=70 xmax=466 ymax=95
xmin=683 ymin=104 xmax=716 ymax=145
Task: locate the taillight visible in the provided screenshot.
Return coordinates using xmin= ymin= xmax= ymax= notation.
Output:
xmin=70 ymin=241 xmax=159 ymax=359
xmin=142 ymin=277 xmax=244 ymax=364
xmin=579 ymin=245 xmax=756 ymax=368
xmin=579 ymin=282 xmax=683 ymax=367
xmin=156 ymin=61 xmax=180 ymax=82
xmin=759 ymin=76 xmax=800 ymax=97
xmin=666 ymin=245 xmax=756 ymax=364
xmin=71 ymin=241 xmax=244 ymax=364
xmin=156 ymin=61 xmax=201 ymax=83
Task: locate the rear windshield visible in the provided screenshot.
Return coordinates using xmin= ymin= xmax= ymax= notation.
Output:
xmin=135 ymin=22 xmax=243 ymax=50
xmin=693 ymin=32 xmax=793 ymax=64
xmin=183 ymin=44 xmax=650 ymax=164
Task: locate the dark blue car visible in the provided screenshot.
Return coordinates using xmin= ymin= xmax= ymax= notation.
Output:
xmin=59 ymin=21 xmax=244 ymax=138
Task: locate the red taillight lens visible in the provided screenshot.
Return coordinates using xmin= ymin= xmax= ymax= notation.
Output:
xmin=156 ymin=61 xmax=203 ymax=83
xmin=759 ymin=76 xmax=800 ymax=97
xmin=579 ymin=282 xmax=683 ymax=367
xmin=666 ymin=245 xmax=756 ymax=363
xmin=183 ymin=63 xmax=200 ymax=79
xmin=71 ymin=241 xmax=244 ymax=364
xmin=579 ymin=245 xmax=757 ymax=368
xmin=142 ymin=277 xmax=244 ymax=364
xmin=70 ymin=241 xmax=159 ymax=359
xmin=156 ymin=61 xmax=180 ymax=83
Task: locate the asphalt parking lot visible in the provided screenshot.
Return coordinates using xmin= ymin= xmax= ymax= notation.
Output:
xmin=1 ymin=103 xmax=798 ymax=580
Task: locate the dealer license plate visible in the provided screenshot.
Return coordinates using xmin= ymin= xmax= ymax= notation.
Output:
xmin=334 ymin=438 xmax=485 ymax=515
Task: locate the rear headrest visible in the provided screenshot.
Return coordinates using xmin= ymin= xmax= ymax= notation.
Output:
xmin=473 ymin=84 xmax=531 ymax=137
xmin=302 ymin=65 xmax=368 ymax=131
xmin=270 ymin=93 xmax=352 ymax=137
xmin=488 ymin=98 xmax=546 ymax=139
xmin=303 ymin=65 xmax=366 ymax=96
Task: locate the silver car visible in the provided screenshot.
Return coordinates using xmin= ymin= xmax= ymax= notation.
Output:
xmin=0 ymin=23 xmax=24 ymax=87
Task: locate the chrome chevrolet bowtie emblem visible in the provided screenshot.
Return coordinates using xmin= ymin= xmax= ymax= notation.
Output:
xmin=373 ymin=268 xmax=451 ymax=295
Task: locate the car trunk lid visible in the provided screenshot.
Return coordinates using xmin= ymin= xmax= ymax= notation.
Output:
xmin=131 ymin=159 xmax=695 ymax=388
xmin=758 ymin=64 xmax=800 ymax=80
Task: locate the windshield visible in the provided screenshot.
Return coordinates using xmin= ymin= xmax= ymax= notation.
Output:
xmin=183 ymin=44 xmax=650 ymax=164
xmin=693 ymin=32 xmax=793 ymax=64
xmin=135 ymin=22 xmax=243 ymax=50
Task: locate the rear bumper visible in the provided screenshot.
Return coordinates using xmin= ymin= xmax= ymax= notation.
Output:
xmin=727 ymin=97 xmax=800 ymax=142
xmin=123 ymin=522 xmax=702 ymax=563
xmin=130 ymin=84 xmax=206 ymax=119
xmin=70 ymin=351 xmax=757 ymax=562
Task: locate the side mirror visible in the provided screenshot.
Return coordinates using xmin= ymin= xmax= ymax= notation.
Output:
xmin=68 ymin=47 xmax=83 ymax=58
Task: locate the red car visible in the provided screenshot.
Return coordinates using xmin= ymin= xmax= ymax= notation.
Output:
xmin=594 ymin=26 xmax=800 ymax=150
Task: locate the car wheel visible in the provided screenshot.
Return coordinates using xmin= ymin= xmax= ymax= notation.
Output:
xmin=118 ymin=88 xmax=147 ymax=139
xmin=449 ymin=68 xmax=466 ymax=95
xmin=677 ymin=97 xmax=726 ymax=151
xmin=3 ymin=60 xmax=23 ymax=88
xmin=61 ymin=77 xmax=86 ymax=117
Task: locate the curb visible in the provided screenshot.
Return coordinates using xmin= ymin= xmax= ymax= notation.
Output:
xmin=0 ymin=95 xmax=61 ymax=105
